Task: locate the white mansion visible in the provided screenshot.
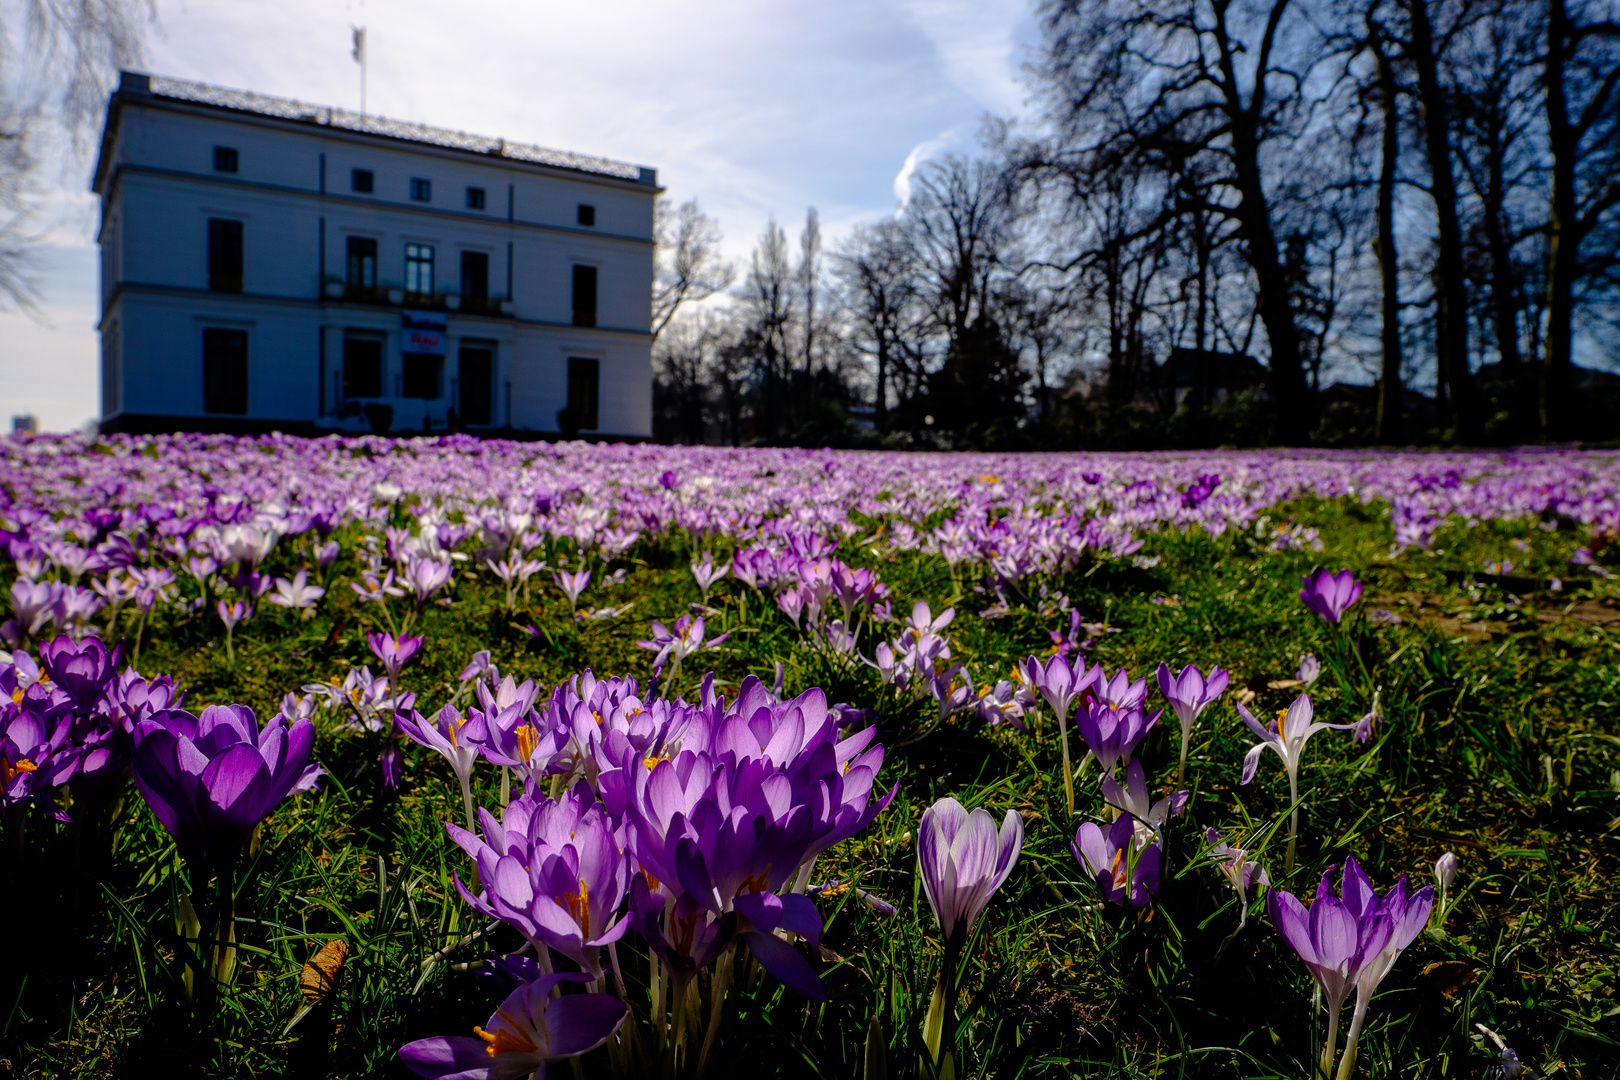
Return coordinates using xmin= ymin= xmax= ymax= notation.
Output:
xmin=93 ymin=72 xmax=657 ymax=438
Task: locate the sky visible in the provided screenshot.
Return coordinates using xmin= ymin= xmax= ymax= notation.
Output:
xmin=0 ymin=0 xmax=1044 ymax=432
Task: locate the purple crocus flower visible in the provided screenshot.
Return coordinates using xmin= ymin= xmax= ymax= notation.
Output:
xmin=37 ymin=634 xmax=123 ymax=716
xmin=1071 ymin=814 xmax=1161 ymax=910
xmin=1018 ymin=653 xmax=1098 ymax=814
xmin=1268 ymin=858 xmax=1432 ymax=1080
xmin=404 ymin=556 xmax=453 ymax=608
xmin=916 ymin=796 xmax=1023 ymax=948
xmin=1100 ymin=760 xmax=1188 ymax=843
xmin=1074 ymin=697 xmax=1160 ymax=775
xmin=375 ymin=736 xmax=403 ymax=792
xmin=398 ymin=971 xmax=626 ymax=1080
xmin=1300 ymin=568 xmax=1363 ymax=625
xmin=552 ymin=568 xmax=591 ymax=612
xmin=447 ymin=788 xmax=631 ymax=976
xmin=367 ymin=631 xmax=424 ymax=684
xmin=1 ymin=698 xmax=80 ymax=823
xmin=1155 ymin=662 xmax=1229 ymax=784
xmin=916 ymin=796 xmax=1022 ymax=1068
xmin=396 ymin=704 xmax=482 ymax=831
xmin=129 ymin=704 xmax=324 ymax=869
xmin=635 ymin=615 xmax=728 ymax=684
xmin=1237 ymin=694 xmax=1356 ymax=870
xmin=1205 ymin=827 xmax=1269 ymax=935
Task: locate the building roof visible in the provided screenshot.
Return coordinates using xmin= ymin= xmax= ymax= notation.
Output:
xmin=99 ymin=72 xmax=656 ymax=189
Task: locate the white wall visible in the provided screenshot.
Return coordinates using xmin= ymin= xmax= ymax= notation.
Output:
xmin=98 ymin=91 xmax=656 ymax=435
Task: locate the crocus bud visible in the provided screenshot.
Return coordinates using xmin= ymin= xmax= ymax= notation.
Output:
xmin=1435 ymin=851 xmax=1457 ymax=890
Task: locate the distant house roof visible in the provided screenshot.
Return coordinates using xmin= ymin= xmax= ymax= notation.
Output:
xmin=97 ymin=71 xmax=657 ymax=190
xmin=1158 ymin=348 xmax=1267 ymax=391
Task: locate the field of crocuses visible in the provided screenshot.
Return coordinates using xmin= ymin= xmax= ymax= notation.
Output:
xmin=2 ymin=434 xmax=1618 ymax=1079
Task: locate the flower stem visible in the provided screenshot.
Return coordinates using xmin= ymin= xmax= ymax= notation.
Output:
xmin=1336 ymin=992 xmax=1371 ymax=1080
xmin=1056 ymin=708 xmax=1076 ymax=816
xmin=1177 ymin=726 xmax=1192 ymax=788
xmin=458 ymin=775 xmax=477 ymax=835
xmin=1318 ymin=996 xmax=1343 ymax=1079
xmin=1286 ymin=770 xmax=1301 ymax=874
xmin=212 ymin=861 xmax=237 ymax=985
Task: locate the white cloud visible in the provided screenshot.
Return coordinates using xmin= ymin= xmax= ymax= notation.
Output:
xmin=893 ymin=127 xmax=966 ymax=212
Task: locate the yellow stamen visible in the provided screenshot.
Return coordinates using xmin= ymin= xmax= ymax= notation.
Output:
xmin=1110 ymin=847 xmax=1128 ymax=888
xmin=562 ymin=878 xmax=591 ymax=938
xmin=10 ymin=688 xmax=22 ymax=704
xmin=474 ymin=1009 xmax=539 ymax=1056
xmin=737 ymin=865 xmax=772 ymax=896
xmin=515 ymin=726 xmax=538 ymax=761
xmin=1 ymin=757 xmax=38 ymax=785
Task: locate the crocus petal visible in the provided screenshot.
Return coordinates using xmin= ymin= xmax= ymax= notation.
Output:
xmin=542 ymin=992 xmax=629 ymax=1058
xmin=740 ymin=929 xmax=828 ymax=1001
xmin=397 ymin=1036 xmax=501 ymax=1079
xmin=1239 ymin=743 xmax=1265 ymax=785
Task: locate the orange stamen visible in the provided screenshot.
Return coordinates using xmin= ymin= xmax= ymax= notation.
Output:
xmin=562 ymin=878 xmax=590 ymax=938
xmin=474 ymin=1009 xmax=539 ymax=1056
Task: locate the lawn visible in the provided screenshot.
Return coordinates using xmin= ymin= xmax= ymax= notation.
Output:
xmin=1 ymin=436 xmax=1617 ymax=1079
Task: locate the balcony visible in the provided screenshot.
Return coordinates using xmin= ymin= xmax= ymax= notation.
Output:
xmin=324 ymin=279 xmax=512 ymax=317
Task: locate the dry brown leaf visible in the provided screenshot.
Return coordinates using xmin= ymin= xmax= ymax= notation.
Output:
xmin=300 ymin=939 xmax=349 ymax=1005
xmin=1421 ymin=960 xmax=1475 ymax=996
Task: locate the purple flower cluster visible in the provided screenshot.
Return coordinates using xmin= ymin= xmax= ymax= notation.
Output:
xmin=416 ymin=663 xmax=892 ymax=1028
xmin=1269 ymin=859 xmax=1433 ymax=1079
xmin=1 ymin=634 xmax=181 ymax=829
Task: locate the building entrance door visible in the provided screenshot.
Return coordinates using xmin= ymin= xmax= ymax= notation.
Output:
xmin=459 ymin=347 xmax=493 ymax=426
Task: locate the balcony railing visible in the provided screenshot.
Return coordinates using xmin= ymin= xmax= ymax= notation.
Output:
xmin=325 ymin=279 xmax=512 ymax=316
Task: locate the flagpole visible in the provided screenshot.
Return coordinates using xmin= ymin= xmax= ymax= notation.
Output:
xmin=352 ymin=26 xmax=367 ymax=122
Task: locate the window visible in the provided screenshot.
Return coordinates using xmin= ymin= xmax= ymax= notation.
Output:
xmin=207 ymin=218 xmax=243 ymax=292
xmin=213 ymin=146 xmax=239 ymax=173
xmin=202 ymin=328 xmax=248 ymax=414
xmin=342 ymin=337 xmax=383 ymax=398
xmin=577 ymin=205 xmax=595 ymax=226
xmin=410 ymin=177 xmax=432 ymax=202
xmin=571 ymin=264 xmax=597 ymax=327
xmin=466 ymin=186 xmax=486 ymax=210
xmin=405 ymin=243 xmax=435 ymax=295
xmin=352 ymin=168 xmax=374 ymax=193
xmin=402 ymin=353 xmax=442 ymax=399
xmin=346 ymin=237 xmax=378 ymax=287
xmin=566 ymin=357 xmax=600 ymax=429
xmin=459 ymin=346 xmax=493 ymax=425
xmin=460 ymin=251 xmax=489 ymax=300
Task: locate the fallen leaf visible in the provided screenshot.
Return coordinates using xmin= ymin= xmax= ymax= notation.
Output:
xmin=300 ymin=938 xmax=349 ymax=1005
xmin=1421 ymin=960 xmax=1475 ymax=996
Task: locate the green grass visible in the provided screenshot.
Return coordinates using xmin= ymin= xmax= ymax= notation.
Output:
xmin=4 ymin=497 xmax=1619 ymax=1078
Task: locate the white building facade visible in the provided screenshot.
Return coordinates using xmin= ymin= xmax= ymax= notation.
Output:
xmin=93 ymin=73 xmax=658 ymax=438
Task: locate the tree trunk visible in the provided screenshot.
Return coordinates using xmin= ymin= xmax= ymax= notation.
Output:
xmin=1540 ymin=0 xmax=1577 ymax=440
xmin=1373 ymin=18 xmax=1404 ymax=443
xmin=1408 ymin=0 xmax=1481 ymax=442
xmin=875 ymin=329 xmax=889 ymax=433
xmin=1211 ymin=1 xmax=1308 ymax=443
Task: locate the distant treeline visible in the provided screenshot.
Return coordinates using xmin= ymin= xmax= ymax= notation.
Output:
xmin=652 ymin=0 xmax=1620 ymax=449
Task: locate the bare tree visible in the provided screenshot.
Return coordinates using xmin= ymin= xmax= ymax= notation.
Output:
xmin=0 ymin=0 xmax=150 ymax=310
xmin=1028 ymin=0 xmax=1333 ymax=441
xmin=650 ymin=197 xmax=733 ymax=341
xmin=1368 ymin=7 xmax=1406 ymax=441
xmin=1539 ymin=0 xmax=1620 ymax=436
xmin=833 ymin=219 xmax=922 ymax=432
